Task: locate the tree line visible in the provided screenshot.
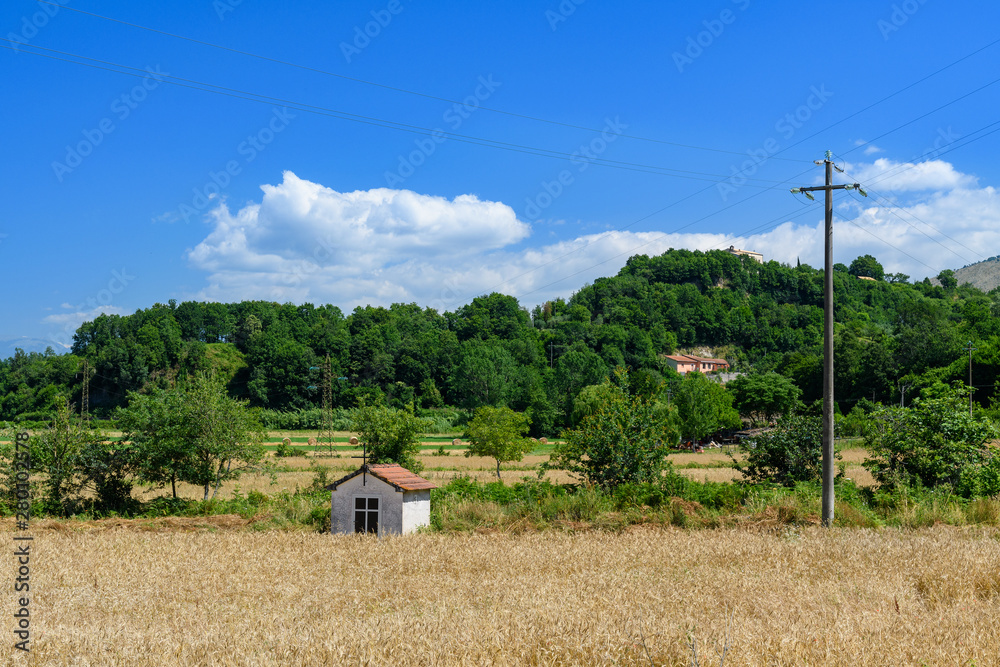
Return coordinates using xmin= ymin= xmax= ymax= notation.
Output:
xmin=3 ymin=249 xmax=1000 ymax=436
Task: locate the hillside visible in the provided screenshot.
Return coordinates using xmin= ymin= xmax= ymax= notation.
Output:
xmin=4 ymin=248 xmax=1000 ymax=430
xmin=954 ymin=256 xmax=1000 ymax=292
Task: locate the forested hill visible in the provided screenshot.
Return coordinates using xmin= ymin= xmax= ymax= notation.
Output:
xmin=3 ymin=248 xmax=998 ymax=433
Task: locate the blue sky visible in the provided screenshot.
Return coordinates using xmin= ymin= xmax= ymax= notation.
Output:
xmin=4 ymin=0 xmax=1000 ymax=353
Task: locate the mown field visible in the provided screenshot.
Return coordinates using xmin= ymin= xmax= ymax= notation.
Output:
xmin=1 ymin=523 xmax=998 ymax=665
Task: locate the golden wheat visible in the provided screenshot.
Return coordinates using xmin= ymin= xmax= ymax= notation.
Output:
xmin=3 ymin=525 xmax=998 ymax=665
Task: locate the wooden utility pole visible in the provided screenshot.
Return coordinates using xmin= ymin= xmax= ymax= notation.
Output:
xmin=792 ymin=151 xmax=867 ymax=527
xmin=965 ymin=341 xmax=977 ymax=416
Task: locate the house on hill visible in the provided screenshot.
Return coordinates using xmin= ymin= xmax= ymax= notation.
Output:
xmin=663 ymin=354 xmax=730 ymax=375
xmin=326 ymin=463 xmax=436 ymax=536
xmin=725 ymin=245 xmax=763 ymax=263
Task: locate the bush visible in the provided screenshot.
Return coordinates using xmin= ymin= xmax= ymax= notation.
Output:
xmin=549 ymin=367 xmax=678 ymax=489
xmin=732 ymin=415 xmax=835 ymax=486
xmin=863 ymin=383 xmax=998 ymax=495
xmin=274 ymin=440 xmax=298 ymax=457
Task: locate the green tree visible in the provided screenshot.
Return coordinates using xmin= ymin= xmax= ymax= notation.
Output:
xmin=549 ymin=368 xmax=678 ymax=489
xmin=352 ymin=402 xmax=427 ymax=473
xmin=33 ymin=401 xmax=97 ymax=515
xmin=116 ymin=375 xmax=268 ymax=500
xmin=848 ymin=254 xmax=884 ymax=281
xmin=727 ymin=372 xmax=802 ymax=426
xmin=115 ymin=386 xmax=191 ymax=498
xmin=937 ymin=269 xmax=958 ymax=291
xmin=463 ymin=406 xmax=533 ymax=479
xmin=674 ymin=372 xmax=740 ymax=442
xmin=732 ymin=414 xmax=832 ymax=486
xmin=182 ymin=376 xmax=269 ymax=500
xmin=456 ymin=341 xmax=518 ymax=408
xmin=863 ymin=383 xmax=998 ymax=494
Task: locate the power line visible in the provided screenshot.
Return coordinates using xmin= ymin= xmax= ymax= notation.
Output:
xmin=839 ymin=76 xmax=1000 ymax=159
xmin=482 ymin=62 xmax=1000 ymax=297
xmin=828 ymin=117 xmax=1000 ymax=265
xmin=843 ymin=187 xmax=979 ymax=266
xmin=32 ymin=0 xmax=813 ymax=163
xmin=831 ymin=118 xmax=1000 ymax=193
xmin=2 ymin=40 xmax=792 ymax=187
xmin=771 ymin=35 xmax=1000 ymax=159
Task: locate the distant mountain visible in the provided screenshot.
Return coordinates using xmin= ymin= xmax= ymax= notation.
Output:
xmin=954 ymin=256 xmax=1000 ymax=292
xmin=0 ymin=337 xmax=68 ymax=359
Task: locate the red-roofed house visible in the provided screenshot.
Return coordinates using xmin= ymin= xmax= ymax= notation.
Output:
xmin=326 ymin=463 xmax=436 ymax=536
xmin=663 ymin=354 xmax=730 ymax=375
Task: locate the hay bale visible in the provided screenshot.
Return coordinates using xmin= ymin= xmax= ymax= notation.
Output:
xmin=307 ymin=437 xmax=316 ymax=446
xmin=452 ymin=438 xmax=461 ymax=446
xmin=539 ymin=437 xmax=548 ymax=445
xmin=282 ymin=438 xmax=291 ymax=447
xmin=349 ymin=436 xmax=359 ymax=445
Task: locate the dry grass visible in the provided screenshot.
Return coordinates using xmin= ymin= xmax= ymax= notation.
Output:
xmin=679 ymin=464 xmax=877 ymax=487
xmin=134 ymin=445 xmax=880 ymax=501
xmin=3 ymin=525 xmax=999 ymax=665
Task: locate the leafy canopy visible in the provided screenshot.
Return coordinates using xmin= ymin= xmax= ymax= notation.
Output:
xmin=463 ymin=406 xmax=533 ymax=479
xmin=863 ymin=382 xmax=998 ymax=495
xmin=352 ymin=402 xmax=427 ymax=473
xmin=674 ymin=371 xmax=740 ymax=441
xmin=549 ymin=367 xmax=678 ymax=489
xmin=115 ymin=374 xmax=268 ymax=500
xmin=727 ymin=371 xmax=802 ymax=426
xmin=732 ymin=414 xmax=834 ymax=486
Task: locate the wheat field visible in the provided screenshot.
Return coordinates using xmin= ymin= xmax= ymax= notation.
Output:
xmin=3 ymin=524 xmax=999 ymax=665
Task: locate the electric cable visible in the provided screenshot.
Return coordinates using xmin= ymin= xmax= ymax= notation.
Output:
xmin=31 ymin=0 xmax=815 ymax=162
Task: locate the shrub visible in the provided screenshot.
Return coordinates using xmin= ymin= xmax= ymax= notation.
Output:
xmin=863 ymin=383 xmax=998 ymax=495
xmin=732 ymin=415 xmax=834 ymax=486
xmin=549 ymin=367 xmax=678 ymax=489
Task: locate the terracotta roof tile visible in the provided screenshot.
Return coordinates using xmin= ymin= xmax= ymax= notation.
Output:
xmin=325 ymin=464 xmax=437 ymax=492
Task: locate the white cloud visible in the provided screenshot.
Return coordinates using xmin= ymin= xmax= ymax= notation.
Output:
xmin=847 ymin=158 xmax=976 ymax=192
xmin=863 ymin=145 xmax=883 ymax=155
xmin=186 ymin=164 xmax=1000 ymax=313
xmin=41 ymin=305 xmax=126 ymax=349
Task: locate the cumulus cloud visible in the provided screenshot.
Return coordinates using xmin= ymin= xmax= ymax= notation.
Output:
xmin=42 ymin=304 xmax=126 ymax=348
xmin=846 ymin=158 xmax=976 ymax=192
xmin=186 ymin=164 xmax=1000 ymax=313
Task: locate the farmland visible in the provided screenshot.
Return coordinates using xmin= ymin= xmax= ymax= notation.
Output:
xmin=125 ymin=431 xmax=874 ymax=500
xmin=2 ymin=524 xmax=998 ymax=665
xmin=5 ymin=433 xmax=1000 ymax=665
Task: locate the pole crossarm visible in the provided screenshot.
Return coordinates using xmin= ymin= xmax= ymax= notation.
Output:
xmin=789 ymin=151 xmax=867 ymax=528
